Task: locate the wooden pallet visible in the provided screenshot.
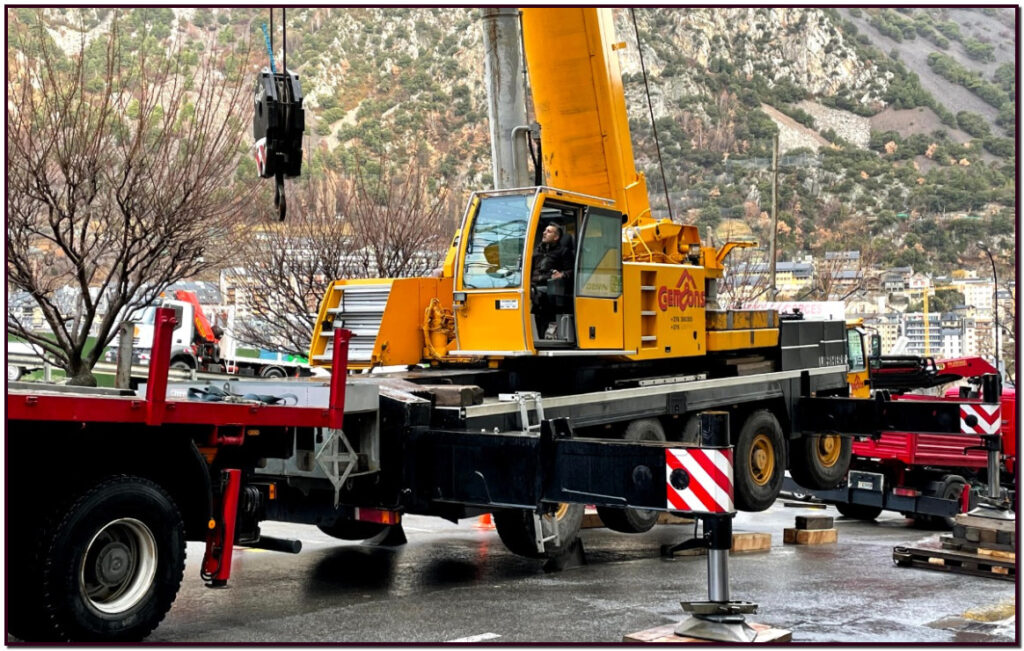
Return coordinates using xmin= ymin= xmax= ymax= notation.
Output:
xmin=940 ymin=535 xmax=1015 ymax=555
xmin=893 ymin=545 xmax=1015 ymax=582
xmin=623 ymin=621 xmax=791 ymax=643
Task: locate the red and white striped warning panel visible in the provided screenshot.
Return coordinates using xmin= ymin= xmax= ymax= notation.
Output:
xmin=961 ymin=404 xmax=1001 ymax=434
xmin=666 ymin=448 xmax=734 ymax=514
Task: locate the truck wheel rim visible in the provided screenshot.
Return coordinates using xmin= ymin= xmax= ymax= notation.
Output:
xmin=550 ymin=503 xmax=570 ymax=521
xmin=79 ymin=517 xmax=158 ymax=615
xmin=816 ymin=435 xmax=841 ymax=467
xmin=750 ymin=433 xmax=774 ymax=486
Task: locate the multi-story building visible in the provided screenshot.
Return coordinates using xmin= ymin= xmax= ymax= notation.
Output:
xmin=902 ymin=312 xmax=965 ymax=357
xmin=956 ymin=279 xmax=995 ymax=315
xmin=775 ymin=261 xmax=814 ymax=297
xmin=864 ymin=313 xmax=900 ymax=354
xmin=881 ymin=266 xmax=913 ymax=291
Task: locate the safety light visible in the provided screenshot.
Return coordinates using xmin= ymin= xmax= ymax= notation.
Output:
xmin=688 ymin=243 xmax=701 ymax=264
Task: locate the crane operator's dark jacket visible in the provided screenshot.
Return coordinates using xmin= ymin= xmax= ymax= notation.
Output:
xmin=531 ymin=238 xmax=574 ymax=288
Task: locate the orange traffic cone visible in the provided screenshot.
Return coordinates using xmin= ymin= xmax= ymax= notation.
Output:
xmin=476 ymin=513 xmax=494 ymax=530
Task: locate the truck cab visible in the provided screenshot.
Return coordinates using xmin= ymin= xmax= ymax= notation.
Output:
xmin=108 ymin=298 xmax=220 ymax=370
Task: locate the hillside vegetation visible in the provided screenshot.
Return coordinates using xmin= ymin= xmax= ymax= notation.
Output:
xmin=10 ymin=7 xmax=1016 ymax=279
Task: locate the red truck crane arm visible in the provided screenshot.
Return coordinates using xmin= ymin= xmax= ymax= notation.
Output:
xmin=174 ymin=290 xmax=220 ymax=344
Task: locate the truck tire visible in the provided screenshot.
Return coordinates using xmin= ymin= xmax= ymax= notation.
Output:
xmin=923 ymin=475 xmax=970 ymax=530
xmin=835 ymin=502 xmax=883 ymax=521
xmin=260 ymin=366 xmax=288 ymax=379
xmin=493 ymin=503 xmax=584 ymax=559
xmin=24 ymin=476 xmax=185 ymax=642
xmin=788 ymin=434 xmax=852 ymax=490
xmin=8 ymin=363 xmax=24 ymax=381
xmin=596 ymin=418 xmax=665 ymax=534
xmin=734 ymin=410 xmax=785 ymax=512
xmin=316 ymin=519 xmax=390 ymax=541
xmin=169 ymin=359 xmax=193 ymax=371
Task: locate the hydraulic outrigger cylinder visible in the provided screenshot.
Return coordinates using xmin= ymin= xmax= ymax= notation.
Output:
xmin=666 ymin=412 xmax=760 ymax=643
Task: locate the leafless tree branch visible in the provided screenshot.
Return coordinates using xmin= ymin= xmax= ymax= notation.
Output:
xmin=7 ymin=9 xmax=260 ymax=384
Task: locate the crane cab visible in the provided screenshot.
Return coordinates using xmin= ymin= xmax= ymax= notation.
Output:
xmin=447 ymin=187 xmax=627 ymax=357
xmin=445 ymin=186 xmax=719 ymax=362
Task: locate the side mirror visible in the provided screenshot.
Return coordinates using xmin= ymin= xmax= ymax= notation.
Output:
xmin=869 ymin=334 xmax=882 ymax=359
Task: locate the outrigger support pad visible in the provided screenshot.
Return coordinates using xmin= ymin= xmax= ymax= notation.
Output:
xmin=253 ymin=67 xmax=304 ymax=220
xmin=675 ymin=512 xmax=761 ymax=642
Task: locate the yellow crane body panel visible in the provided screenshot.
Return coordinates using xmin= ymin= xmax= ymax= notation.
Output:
xmin=311 ymin=276 xmax=452 ymax=370
xmin=621 ymin=263 xmax=706 ymax=360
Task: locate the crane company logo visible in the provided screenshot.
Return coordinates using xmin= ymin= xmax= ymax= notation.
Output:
xmin=658 ymin=271 xmax=705 ymax=312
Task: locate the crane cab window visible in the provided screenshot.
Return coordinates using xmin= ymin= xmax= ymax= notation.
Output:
xmin=848 ymin=331 xmax=866 ymax=373
xmin=577 ymin=209 xmax=622 ymax=299
xmin=460 ymin=194 xmax=533 ymax=289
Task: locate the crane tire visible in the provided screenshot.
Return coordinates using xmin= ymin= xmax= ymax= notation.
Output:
xmin=597 ymin=418 xmax=665 ymax=534
xmin=19 ymin=476 xmax=185 ymax=642
xmin=789 ymin=433 xmax=852 ymax=490
xmin=494 ymin=503 xmax=584 ymax=559
xmin=734 ymin=410 xmax=786 ymax=512
xmin=835 ymin=502 xmax=883 ymax=521
xmin=316 ymin=519 xmax=389 ymax=541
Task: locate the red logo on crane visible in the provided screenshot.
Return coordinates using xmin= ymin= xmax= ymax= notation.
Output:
xmin=657 ymin=270 xmax=705 ymax=312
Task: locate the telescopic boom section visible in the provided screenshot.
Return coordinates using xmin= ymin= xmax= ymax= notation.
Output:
xmin=520 ymin=8 xmax=652 ymax=223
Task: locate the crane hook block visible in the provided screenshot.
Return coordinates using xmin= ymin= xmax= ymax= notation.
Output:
xmin=253 ymin=67 xmax=304 ymax=180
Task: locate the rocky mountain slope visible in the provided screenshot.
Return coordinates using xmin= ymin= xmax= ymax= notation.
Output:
xmin=11 ymin=7 xmax=1016 ymax=278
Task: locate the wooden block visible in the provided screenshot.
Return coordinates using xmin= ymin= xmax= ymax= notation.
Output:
xmin=795 ymin=515 xmax=834 ymax=530
xmin=673 ymin=532 xmax=772 ymax=556
xmin=928 ymin=557 xmax=945 ymax=566
xmin=980 ymin=528 xmax=998 ymax=544
xmin=416 ymin=384 xmax=484 ymax=407
xmin=992 ymin=566 xmax=1009 ymax=575
xmin=783 ymin=527 xmax=837 ymax=545
xmin=731 ymin=532 xmax=772 ymax=553
xmin=623 ymin=621 xmax=791 ymax=643
xmin=658 ymin=512 xmax=695 ymax=525
xmin=977 ymin=547 xmax=1015 ymax=561
xmin=965 ymin=527 xmax=981 ymax=542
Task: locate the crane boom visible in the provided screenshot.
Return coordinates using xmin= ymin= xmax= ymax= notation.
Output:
xmin=521 ymin=8 xmax=651 ymax=223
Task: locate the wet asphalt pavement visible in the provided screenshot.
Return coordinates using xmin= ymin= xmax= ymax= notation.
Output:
xmin=146 ymin=499 xmax=1018 ymax=644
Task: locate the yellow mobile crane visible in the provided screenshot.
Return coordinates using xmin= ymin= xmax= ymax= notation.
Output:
xmin=311 ymin=8 xmax=852 ymax=523
xmin=312 ymin=8 xmax=768 ymax=372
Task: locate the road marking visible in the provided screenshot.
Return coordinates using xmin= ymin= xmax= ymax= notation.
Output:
xmin=448 ymin=633 xmax=501 ymax=643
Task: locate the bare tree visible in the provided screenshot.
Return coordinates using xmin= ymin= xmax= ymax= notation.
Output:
xmin=232 ymin=170 xmax=358 ymax=355
xmin=718 ymin=246 xmax=773 ymax=308
xmin=7 ymin=10 xmax=259 ymax=385
xmin=347 ymin=152 xmax=452 ymax=278
xmin=232 ymin=153 xmax=453 ymax=355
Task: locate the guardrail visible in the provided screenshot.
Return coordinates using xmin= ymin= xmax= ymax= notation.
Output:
xmin=6 ymin=353 xmax=281 ymax=384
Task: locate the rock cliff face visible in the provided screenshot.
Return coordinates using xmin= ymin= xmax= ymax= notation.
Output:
xmin=614 ymin=8 xmax=891 ymax=118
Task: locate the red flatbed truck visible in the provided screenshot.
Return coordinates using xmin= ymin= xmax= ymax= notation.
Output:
xmin=7 ymin=309 xmax=354 ymax=641
xmin=785 ymin=356 xmax=1015 ymax=526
